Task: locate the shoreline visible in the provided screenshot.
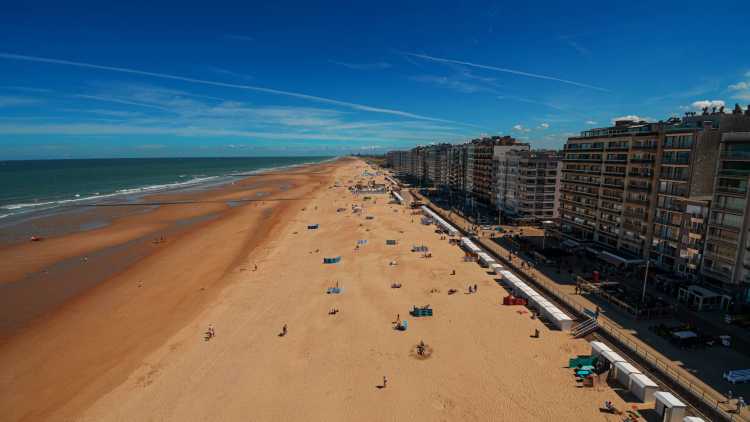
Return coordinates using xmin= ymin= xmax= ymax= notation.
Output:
xmin=0 ymin=156 xmax=337 ymax=246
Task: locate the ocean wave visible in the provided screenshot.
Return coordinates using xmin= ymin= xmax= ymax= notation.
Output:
xmin=0 ymin=157 xmax=335 ymax=216
xmin=1 ymin=175 xmax=223 ymax=212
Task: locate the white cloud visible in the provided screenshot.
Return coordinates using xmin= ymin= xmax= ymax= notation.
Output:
xmin=0 ymin=52 xmax=476 ymax=126
xmin=512 ymin=124 xmax=531 ymax=133
xmin=0 ymin=96 xmax=41 ymax=107
xmin=404 ymin=52 xmax=610 ymax=92
xmin=539 ymin=122 xmax=550 ymax=129
xmin=729 ymin=82 xmax=749 ymax=91
xmin=585 ymin=120 xmax=597 ymax=125
xmin=691 ymin=100 xmax=725 ymax=110
xmin=411 ymin=74 xmax=487 ymax=94
xmin=611 ymin=115 xmax=649 ymax=123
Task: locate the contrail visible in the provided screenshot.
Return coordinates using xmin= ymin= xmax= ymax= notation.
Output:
xmin=405 ymin=52 xmax=610 ymax=92
xmin=0 ymin=52 xmax=477 ymax=126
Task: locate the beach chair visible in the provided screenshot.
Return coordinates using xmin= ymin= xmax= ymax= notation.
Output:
xmin=326 ymin=287 xmax=342 ymax=294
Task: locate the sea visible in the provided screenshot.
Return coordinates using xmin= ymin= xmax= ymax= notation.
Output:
xmin=0 ymin=156 xmax=335 ymax=222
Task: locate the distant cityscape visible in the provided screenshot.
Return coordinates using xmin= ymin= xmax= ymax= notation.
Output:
xmin=385 ymin=104 xmax=750 ymax=303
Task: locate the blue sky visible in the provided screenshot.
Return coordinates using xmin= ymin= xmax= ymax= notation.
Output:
xmin=1 ymin=0 xmax=749 ymax=159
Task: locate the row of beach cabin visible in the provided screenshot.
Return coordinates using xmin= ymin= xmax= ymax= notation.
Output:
xmin=500 ymin=270 xmax=574 ymax=331
xmin=589 ymin=341 xmax=699 ymax=422
xmin=417 ymin=206 xmax=701 ymax=421
xmin=420 ymin=206 xmax=459 ymax=236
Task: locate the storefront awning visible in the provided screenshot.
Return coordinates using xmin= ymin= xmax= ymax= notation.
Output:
xmin=598 ymin=251 xmax=645 ymax=266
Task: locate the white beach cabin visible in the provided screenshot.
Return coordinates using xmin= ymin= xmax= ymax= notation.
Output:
xmin=590 ymin=341 xmax=612 ymax=358
xmin=629 ymin=373 xmax=658 ymax=402
xmin=599 ymin=349 xmax=626 ymax=367
xmin=654 ymin=391 xmax=687 ymax=422
xmin=613 ymin=361 xmax=642 ymax=388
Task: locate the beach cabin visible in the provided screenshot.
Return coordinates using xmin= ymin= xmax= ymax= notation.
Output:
xmin=654 ymin=391 xmax=687 ymax=422
xmin=477 ymin=252 xmax=495 ymax=267
xmin=490 ymin=263 xmax=503 ymax=275
xmin=613 ymin=361 xmax=642 ymax=388
xmin=629 ymin=373 xmax=658 ymax=402
xmin=590 ymin=341 xmax=612 ymax=358
xmin=599 ymin=349 xmax=626 ymax=368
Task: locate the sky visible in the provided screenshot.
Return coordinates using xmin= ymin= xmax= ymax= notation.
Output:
xmin=1 ymin=0 xmax=749 ymax=159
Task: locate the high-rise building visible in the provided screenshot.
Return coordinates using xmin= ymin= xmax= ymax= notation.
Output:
xmin=560 ymin=119 xmax=662 ymax=259
xmin=651 ymin=119 xmax=720 ymax=279
xmin=560 ymin=106 xmax=750 ymax=302
xmin=465 ymin=136 xmax=524 ymax=211
xmin=702 ymin=107 xmax=750 ymax=300
xmin=501 ymin=150 xmax=560 ymax=222
xmin=424 ymin=144 xmax=451 ymax=187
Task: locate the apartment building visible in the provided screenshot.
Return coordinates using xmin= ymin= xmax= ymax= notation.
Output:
xmin=702 ymin=108 xmax=750 ymax=300
xmin=651 ymin=119 xmax=720 ymax=279
xmin=493 ymin=142 xmax=531 ymax=215
xmin=447 ymin=143 xmax=468 ymax=200
xmin=424 ymin=143 xmax=451 ymax=187
xmin=386 ymin=150 xmax=411 ymax=177
xmin=560 ymin=120 xmax=662 ymax=259
xmin=502 ymin=150 xmax=560 ymax=222
xmin=464 ymin=136 xmax=523 ymax=209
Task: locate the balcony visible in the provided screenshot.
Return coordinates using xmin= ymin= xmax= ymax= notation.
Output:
xmin=629 ymin=157 xmax=654 ymax=163
xmin=715 ymin=186 xmax=748 ymax=196
xmin=625 ymin=197 xmax=649 ymax=206
xmin=563 ymin=167 xmax=601 ymax=174
xmin=632 ymin=144 xmax=658 ymax=150
xmin=722 ymin=151 xmax=750 ymax=160
xmin=623 ymin=210 xmax=646 ymax=219
xmin=654 ymin=218 xmax=681 ymax=228
xmin=662 ymin=158 xmax=690 ymax=165
xmin=601 ymin=193 xmax=623 ymax=201
xmin=658 ymin=188 xmax=687 ymax=197
xmin=628 ymin=172 xmax=653 ymax=179
xmin=628 ymin=184 xmax=651 ymax=192
xmin=563 ymin=157 xmax=602 ymax=162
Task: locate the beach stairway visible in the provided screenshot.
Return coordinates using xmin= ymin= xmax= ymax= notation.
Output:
xmin=571 ymin=317 xmax=598 ymax=338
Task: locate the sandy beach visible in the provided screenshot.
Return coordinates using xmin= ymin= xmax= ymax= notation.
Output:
xmin=1 ymin=159 xmax=628 ymax=421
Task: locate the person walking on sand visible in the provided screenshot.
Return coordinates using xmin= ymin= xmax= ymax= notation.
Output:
xmin=282 ymin=324 xmax=287 ymax=336
xmin=474 ymin=284 xmax=478 ymax=293
xmin=383 ymin=376 xmax=387 ymax=388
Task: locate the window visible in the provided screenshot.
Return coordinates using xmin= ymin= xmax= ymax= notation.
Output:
xmin=710 ymin=211 xmax=743 ymax=228
xmin=664 ymin=135 xmax=693 ymax=149
xmin=715 ymin=195 xmax=746 ymax=212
